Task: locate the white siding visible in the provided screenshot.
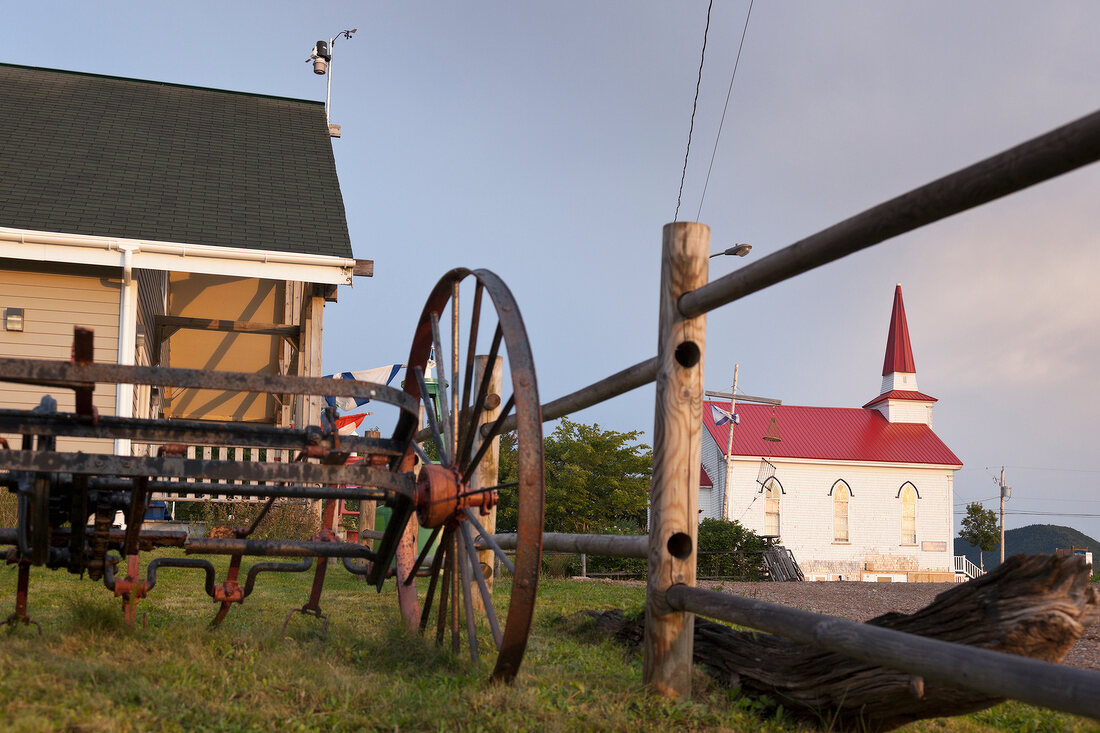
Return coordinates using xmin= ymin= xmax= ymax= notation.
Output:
xmin=711 ymin=453 xmax=956 ymax=580
xmin=700 ymin=428 xmax=725 ymax=520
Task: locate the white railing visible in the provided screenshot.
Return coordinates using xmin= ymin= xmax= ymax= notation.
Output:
xmin=954 ymin=555 xmax=984 ymax=580
xmin=151 ymin=445 xmax=293 ymax=504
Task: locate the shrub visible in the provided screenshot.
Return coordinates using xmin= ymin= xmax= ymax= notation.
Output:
xmin=696 ymin=518 xmax=766 ymax=580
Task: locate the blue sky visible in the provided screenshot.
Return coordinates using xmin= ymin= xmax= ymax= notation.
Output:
xmin=3 ymin=2 xmax=1099 ymax=540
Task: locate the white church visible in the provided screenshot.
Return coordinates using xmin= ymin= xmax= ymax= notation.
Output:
xmin=700 ymin=286 xmax=962 ymax=582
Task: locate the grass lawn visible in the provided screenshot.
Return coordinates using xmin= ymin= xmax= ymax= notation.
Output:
xmin=0 ymin=551 xmax=1093 ymax=732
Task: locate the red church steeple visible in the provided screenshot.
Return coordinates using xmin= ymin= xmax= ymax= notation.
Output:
xmin=882 ymin=284 xmax=916 ymax=376
xmin=865 ymin=284 xmax=936 ymax=426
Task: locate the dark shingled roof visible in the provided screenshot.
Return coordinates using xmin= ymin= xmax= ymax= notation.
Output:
xmin=0 ymin=63 xmax=352 ymax=258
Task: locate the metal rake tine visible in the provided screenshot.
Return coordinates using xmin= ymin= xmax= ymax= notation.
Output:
xmin=412 ymin=365 xmax=448 ymax=466
xmin=404 ymin=525 xmax=442 ymax=586
xmin=430 ymin=313 xmax=452 ymax=463
xmin=462 ymin=394 xmax=514 ymax=483
xmin=457 ymin=322 xmax=503 ymax=468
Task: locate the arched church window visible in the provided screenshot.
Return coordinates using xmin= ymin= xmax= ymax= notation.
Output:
xmin=764 ymin=478 xmax=781 ymax=537
xmin=833 ymin=482 xmax=850 ymax=543
xmin=901 ymin=483 xmax=917 ymax=545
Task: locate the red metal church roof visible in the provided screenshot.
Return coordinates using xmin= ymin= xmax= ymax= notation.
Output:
xmin=882 ymin=285 xmax=916 ymax=376
xmin=700 ymin=467 xmax=713 ymax=488
xmin=703 ymin=400 xmax=961 ymax=467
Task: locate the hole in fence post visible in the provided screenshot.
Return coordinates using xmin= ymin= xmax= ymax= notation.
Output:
xmin=667 ymin=532 xmax=692 ymax=559
xmin=674 ymin=341 xmax=700 ymax=368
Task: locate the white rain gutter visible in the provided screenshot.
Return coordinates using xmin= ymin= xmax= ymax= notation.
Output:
xmin=0 ymin=227 xmax=356 ymax=285
xmin=114 ymin=244 xmax=137 ymax=456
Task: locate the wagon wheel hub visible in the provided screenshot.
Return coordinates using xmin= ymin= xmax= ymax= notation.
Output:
xmin=415 ymin=463 xmax=497 ymax=529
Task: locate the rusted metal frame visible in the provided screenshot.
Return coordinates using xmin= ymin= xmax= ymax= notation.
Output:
xmin=3 ymin=561 xmax=41 ymax=634
xmin=71 ymin=327 xmax=96 ymax=419
xmin=211 ymin=554 xmax=245 ymax=628
xmin=184 ymin=538 xmax=376 ymax=559
xmin=492 ymin=108 xmax=1100 ymax=433
xmin=461 ymin=395 xmax=514 ymax=483
xmin=0 ymin=358 xmax=418 ymax=415
xmin=430 ymin=313 xmax=453 ymax=464
xmin=66 ymin=474 xmax=89 ymax=574
xmin=147 ymin=481 xmax=389 ymax=502
xmin=463 ymin=509 xmax=515 ymax=575
xmin=413 ymin=364 xmax=447 ymax=463
xmin=459 ymin=520 xmax=502 ymax=650
xmin=457 ymin=528 xmax=480 ymax=663
xmin=665 ymin=583 xmax=1100 ymax=720
xmin=242 ymin=559 xmax=313 ymax=595
xmin=0 ymin=410 xmax=405 ymax=456
xmin=419 ymin=525 xmax=453 ymax=632
xmin=0 ymin=451 xmax=413 ymax=495
xmin=123 ymin=476 xmax=149 ymax=557
xmin=145 ymin=557 xmax=217 ymax=597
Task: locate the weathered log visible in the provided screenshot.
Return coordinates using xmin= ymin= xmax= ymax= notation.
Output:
xmin=586 ymin=554 xmax=1098 ymax=731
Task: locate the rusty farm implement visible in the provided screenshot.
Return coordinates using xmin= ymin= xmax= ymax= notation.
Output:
xmin=0 ymin=268 xmax=543 ymax=682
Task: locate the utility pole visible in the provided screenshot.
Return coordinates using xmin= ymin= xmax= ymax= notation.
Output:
xmin=722 ymin=366 xmax=738 ymax=521
xmin=999 ymin=467 xmax=1010 ymax=564
xmin=705 ymin=372 xmax=780 ymax=523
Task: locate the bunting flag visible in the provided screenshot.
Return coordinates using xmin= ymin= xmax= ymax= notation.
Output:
xmin=335 ymin=412 xmax=370 ymax=435
xmin=711 ymin=404 xmax=740 ymax=427
xmin=324 ymin=364 xmax=404 ymax=411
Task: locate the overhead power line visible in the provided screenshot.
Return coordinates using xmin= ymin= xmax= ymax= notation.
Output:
xmin=697 ymin=0 xmax=755 ymax=221
xmin=674 ymin=0 xmax=714 ymax=223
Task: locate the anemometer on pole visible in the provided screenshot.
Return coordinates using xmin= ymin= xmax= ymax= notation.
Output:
xmin=307 ymin=28 xmax=357 ymax=135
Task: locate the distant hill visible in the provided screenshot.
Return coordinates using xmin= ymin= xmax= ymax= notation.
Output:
xmin=954 ymin=524 xmax=1098 ymax=570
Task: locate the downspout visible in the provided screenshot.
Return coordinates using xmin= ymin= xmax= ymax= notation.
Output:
xmin=114 ymin=245 xmax=138 ymax=456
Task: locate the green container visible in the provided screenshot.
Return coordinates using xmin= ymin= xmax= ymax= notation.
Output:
xmin=374 ymin=506 xmax=439 ymax=555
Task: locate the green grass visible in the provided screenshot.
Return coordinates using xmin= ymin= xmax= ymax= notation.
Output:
xmin=0 ymin=553 xmax=1094 ymax=732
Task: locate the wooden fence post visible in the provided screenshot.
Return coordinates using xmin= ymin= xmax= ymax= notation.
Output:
xmin=471 ymin=355 xmax=503 ymax=610
xmin=644 ymin=221 xmax=708 ymax=698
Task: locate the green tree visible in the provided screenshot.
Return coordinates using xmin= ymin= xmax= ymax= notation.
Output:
xmin=697 ymin=518 xmax=766 ymax=580
xmin=496 ymin=418 xmax=651 ymax=535
xmin=959 ymin=501 xmax=999 ymax=571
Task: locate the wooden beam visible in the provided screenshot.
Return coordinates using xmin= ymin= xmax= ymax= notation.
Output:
xmin=644 ymin=221 xmax=708 ymax=698
xmin=353 ymin=259 xmax=374 ymax=277
xmin=153 ymin=315 xmax=299 ymax=344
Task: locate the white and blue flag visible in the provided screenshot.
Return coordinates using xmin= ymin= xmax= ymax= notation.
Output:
xmin=324 ymin=364 xmax=404 ymax=412
xmin=711 ymin=404 xmax=740 ymax=427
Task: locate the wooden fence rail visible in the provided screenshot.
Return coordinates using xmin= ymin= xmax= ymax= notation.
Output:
xmin=494 ymin=107 xmax=1100 ymax=436
xmin=666 ymin=584 xmax=1100 ymax=720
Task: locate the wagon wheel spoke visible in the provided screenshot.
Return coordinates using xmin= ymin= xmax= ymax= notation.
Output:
xmin=457 ymin=529 xmax=480 ymax=664
xmin=419 ymin=526 xmax=451 ymax=631
xmin=404 ymin=525 xmax=442 ymax=587
xmin=429 ymin=314 xmax=452 ymax=462
xmin=403 ymin=269 xmax=544 ymax=682
xmin=463 ymin=508 xmax=515 ymax=576
xmin=412 ymin=365 xmax=448 ymax=465
xmin=462 ymin=395 xmax=514 ymax=483
xmin=456 ymin=323 xmax=503 ymax=467
xmin=460 ymin=520 xmax=502 ymax=649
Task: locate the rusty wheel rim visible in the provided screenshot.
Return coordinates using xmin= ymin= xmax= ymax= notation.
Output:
xmin=398 ymin=268 xmax=543 ymax=682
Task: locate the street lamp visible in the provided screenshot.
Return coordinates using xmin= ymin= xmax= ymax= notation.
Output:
xmin=709 ymin=243 xmax=752 ymax=258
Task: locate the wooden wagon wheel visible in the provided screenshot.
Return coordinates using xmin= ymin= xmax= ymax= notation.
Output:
xmin=397 ymin=268 xmax=544 ymax=683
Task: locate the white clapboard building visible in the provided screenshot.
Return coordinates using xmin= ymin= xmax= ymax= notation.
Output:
xmin=701 ymin=286 xmax=962 ymax=582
